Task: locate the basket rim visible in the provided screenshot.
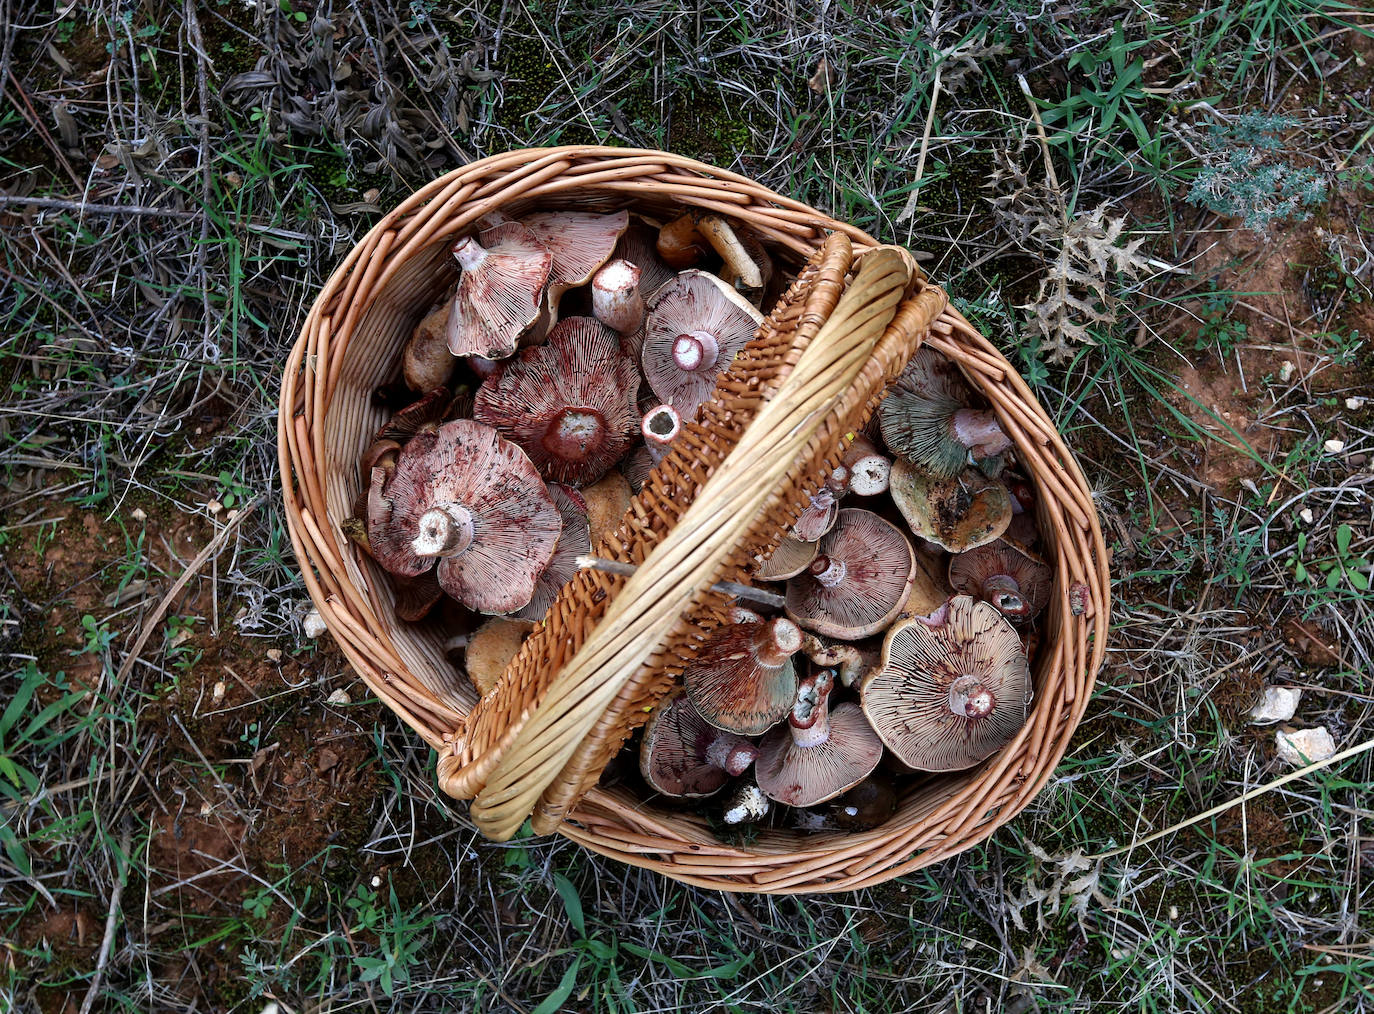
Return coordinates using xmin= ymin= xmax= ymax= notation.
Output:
xmin=276 ymin=145 xmax=1111 ymax=893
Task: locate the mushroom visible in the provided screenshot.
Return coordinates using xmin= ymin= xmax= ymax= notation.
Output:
xmin=371 ymin=385 xmax=460 ymax=444
xmin=800 ymin=633 xmax=877 ymax=688
xmin=521 ymin=209 xmax=629 ymax=292
xmin=613 ymin=219 xmax=676 ymax=298
xmin=790 ymin=470 xmax=846 ymax=542
xmin=641 ymin=404 xmax=681 ymax=463
xmin=641 ymin=270 xmax=765 ymax=419
xmin=365 ymin=420 xmax=562 ymax=615
xmin=755 ymin=669 xmax=883 ymax=807
xmin=620 ymin=444 xmax=655 ymax=493
xmin=793 ymin=775 xmax=899 ymax=831
xmin=947 ymin=539 xmax=1052 ymax=624
xmin=785 ymin=508 xmax=917 ymax=640
xmin=861 ymin=595 xmax=1032 ymax=771
xmin=721 ymin=781 xmax=772 ymax=825
xmin=473 ymin=316 xmax=639 ymax=487
xmin=639 ymin=692 xmax=759 ymax=798
xmin=464 ymin=617 xmax=536 ymax=695
xmin=403 ymin=304 xmax=458 ymax=392
xmin=581 ymin=471 xmax=631 ymax=548
xmin=656 ymin=212 xmax=711 ymax=269
xmin=694 ymin=215 xmax=766 ymax=303
xmin=684 ymin=616 xmax=804 ymax=735
xmin=879 ymin=386 xmax=1013 ymax=479
xmin=591 ymin=258 xmax=645 ymax=334
xmin=840 ymin=434 xmax=892 ymax=497
xmin=889 ymin=459 xmax=1013 ymax=553
xmin=446 ymin=222 xmax=552 ymax=359
xmin=513 ymin=484 xmax=591 ymax=622
xmin=755 ymin=536 xmax=820 ymax=581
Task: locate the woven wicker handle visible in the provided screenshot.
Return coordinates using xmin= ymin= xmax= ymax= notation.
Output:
xmin=453 ymin=248 xmax=915 ymax=840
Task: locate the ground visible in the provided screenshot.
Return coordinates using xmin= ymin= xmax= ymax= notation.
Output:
xmin=1 ymin=2 xmax=1373 ymax=1012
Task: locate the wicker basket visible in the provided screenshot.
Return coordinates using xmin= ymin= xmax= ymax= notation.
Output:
xmin=278 ymin=146 xmax=1109 ymax=893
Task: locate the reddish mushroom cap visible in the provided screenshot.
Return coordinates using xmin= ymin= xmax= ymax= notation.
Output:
xmin=791 ymin=485 xmax=841 ymax=542
xmin=755 ymin=536 xmax=821 ymax=581
xmin=684 ymin=616 xmax=803 ymax=735
xmin=639 ymin=693 xmax=758 ymax=798
xmin=513 ymin=484 xmax=591 ymax=622
xmin=947 ymin=540 xmax=1052 ymax=623
xmin=785 ymin=508 xmax=917 ymax=640
xmin=861 ymin=595 xmax=1032 ymax=772
xmin=473 ymin=316 xmax=639 ymax=487
xmin=366 ymin=420 xmax=562 ymax=615
xmin=446 ymin=222 xmax=552 ymax=359
xmin=404 ymin=304 xmax=458 ymax=392
xmin=641 ymin=270 xmax=764 ymax=419
xmin=521 ymin=209 xmax=628 ymax=288
xmin=755 ymin=670 xmax=883 ymax=807
xmin=614 ymin=219 xmax=677 ymax=299
xmin=889 ymin=459 xmax=1013 ymax=553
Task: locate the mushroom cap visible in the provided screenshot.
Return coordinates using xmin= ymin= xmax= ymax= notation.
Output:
xmin=755 ymin=536 xmax=820 ymax=581
xmin=465 ymin=617 xmax=535 ymax=695
xmin=522 ymin=209 xmax=629 ymax=288
xmin=639 ymin=693 xmax=756 ymax=798
xmin=581 ymin=471 xmax=632 ymax=548
xmin=790 ymin=488 xmax=840 ymax=542
xmin=785 ymin=508 xmax=916 ymax=640
xmin=641 ymin=270 xmax=764 ymax=418
xmin=861 ymin=595 xmax=1031 ymax=772
xmin=371 ymin=385 xmax=456 ymax=445
xmin=947 ymin=540 xmax=1052 ymax=623
xmin=512 ymin=484 xmax=591 ymax=622
xmin=891 ymin=346 xmax=971 ymax=402
xmin=620 ymin=444 xmax=655 ymax=493
xmin=473 ymin=316 xmax=639 ymax=486
xmin=756 ymin=672 xmax=883 ymax=807
xmin=879 ymin=390 xmax=978 ymax=479
xmin=614 ymin=220 xmax=677 ymax=299
xmin=446 ymin=222 xmax=552 ymax=359
xmin=684 ymin=617 xmax=803 ymax=735
xmin=370 ymin=420 xmax=562 ymax=613
xmin=393 ymin=568 xmax=445 ymax=623
xmin=889 ymin=459 xmax=1013 ymax=553
xmin=404 ymin=304 xmax=458 ymax=392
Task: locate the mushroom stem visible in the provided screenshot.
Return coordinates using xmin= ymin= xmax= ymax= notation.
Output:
xmin=790 ymin=670 xmax=835 ymax=748
xmin=451 ymin=235 xmax=488 ymax=272
xmin=696 ymin=215 xmax=764 ymax=293
xmin=826 ymin=465 xmax=849 ymax=494
xmin=809 ymin=554 xmax=847 ymax=589
xmin=641 ymin=404 xmax=681 ymax=464
xmin=842 ymin=436 xmax=892 ymax=496
xmin=948 ymin=674 xmax=996 ymax=719
xmin=951 ymin=408 xmax=1013 ymax=459
xmin=672 ymin=331 xmax=720 ymax=373
xmin=592 ymin=258 xmax=645 ymax=334
xmin=704 ymin=734 xmax=759 ymax=776
xmin=411 ymin=503 xmax=475 ymax=558
xmin=981 ymin=574 xmax=1030 ymax=619
xmin=756 ymin=617 xmax=803 ymax=668
xmin=801 ymin=634 xmax=875 ymax=687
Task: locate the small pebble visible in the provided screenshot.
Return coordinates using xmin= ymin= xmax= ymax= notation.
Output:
xmin=363 ymin=187 xmax=381 ymax=204
xmin=326 ymin=688 xmax=351 ymax=706
xmin=1347 ymin=397 xmax=1367 ymax=410
xmin=1275 ymin=727 xmax=1336 ymax=767
xmin=1279 ymin=361 xmax=1295 ymax=382
xmin=266 ymin=648 xmax=282 ymax=663
xmin=1248 ymin=686 xmax=1300 ymax=725
xmin=1168 ymin=905 xmax=1178 ymax=920
xmin=131 ymin=507 xmax=147 ymax=522
xmin=199 ymin=801 xmax=213 ymax=817
xmin=370 ymin=875 xmax=382 ymax=888
xmin=303 ymin=607 xmax=327 ymax=638
xmin=207 ymin=500 xmax=223 ymax=514
xmin=1299 ymin=508 xmax=1314 ymax=524
xmin=211 ymin=680 xmax=227 ymax=704
xmin=1324 ymin=438 xmax=1345 ymax=454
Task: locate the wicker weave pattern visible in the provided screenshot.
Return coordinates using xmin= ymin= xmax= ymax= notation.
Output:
xmin=278 ymin=147 xmax=1109 ymax=893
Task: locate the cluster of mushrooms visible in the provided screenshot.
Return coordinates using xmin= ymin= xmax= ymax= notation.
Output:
xmin=347 ymin=206 xmax=1052 ymax=835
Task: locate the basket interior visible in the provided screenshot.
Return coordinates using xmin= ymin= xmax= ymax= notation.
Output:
xmin=318 ymin=188 xmax=1073 ymax=867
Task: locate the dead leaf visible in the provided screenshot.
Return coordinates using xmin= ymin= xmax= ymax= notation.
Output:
xmin=808 ymin=56 xmax=835 ymax=95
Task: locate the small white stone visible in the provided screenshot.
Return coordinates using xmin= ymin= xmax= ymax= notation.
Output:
xmin=1248 ymin=686 xmax=1301 ymax=725
xmin=326 ymin=688 xmax=352 ymax=706
xmin=211 ymin=680 xmax=227 ymax=704
xmin=1299 ymin=508 xmax=1314 ymax=524
xmin=302 ymin=607 xmax=328 ymax=638
xmin=1279 ymin=361 xmax=1295 ymax=382
xmin=131 ymin=507 xmax=147 ymax=522
xmin=370 ymin=875 xmax=382 ymax=888
xmin=1324 ymin=438 xmax=1346 ymax=454
xmin=1168 ymin=905 xmax=1178 ymax=920
xmin=1276 ymin=727 xmax=1336 ymax=767
xmin=266 ymin=648 xmax=282 ymax=663
xmin=207 ymin=500 xmax=224 ymax=514
xmin=1348 ymin=397 xmax=1367 ymax=411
